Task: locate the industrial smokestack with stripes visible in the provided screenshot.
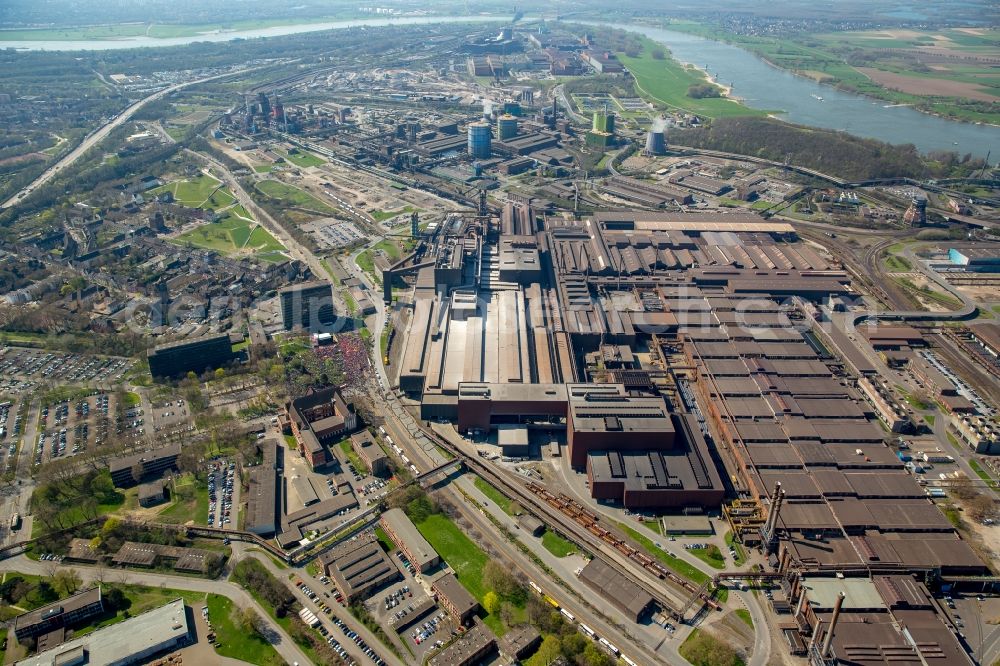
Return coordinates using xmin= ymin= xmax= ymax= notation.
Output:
xmin=644 ymin=116 xmax=668 ymax=155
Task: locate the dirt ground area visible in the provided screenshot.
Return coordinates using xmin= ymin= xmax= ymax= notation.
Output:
xmin=857 ymin=68 xmax=998 ymax=102
xmin=954 ymin=284 xmax=1000 ymax=303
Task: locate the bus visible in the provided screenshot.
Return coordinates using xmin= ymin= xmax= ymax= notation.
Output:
xmin=599 ymin=638 xmax=620 ymax=656
xmin=579 ymin=624 xmax=596 ymax=638
xmin=528 ymin=581 xmax=542 ymax=595
xmin=543 ymin=595 xmax=560 ymax=609
xmin=560 ymin=608 xmax=575 ymax=622
xmin=622 ymin=656 xmax=638 ymax=666
xmin=10 ymin=513 xmax=21 ymax=531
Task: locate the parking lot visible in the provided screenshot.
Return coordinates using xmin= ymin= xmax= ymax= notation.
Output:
xmin=0 ymin=347 xmax=132 ymax=383
xmin=150 ymin=397 xmax=194 ymax=438
xmin=0 ymin=399 xmax=24 ymax=473
xmin=207 ymin=460 xmax=235 ymax=529
xmin=34 ymin=391 xmax=117 ymax=465
xmin=294 ymin=573 xmax=388 ymax=666
xmin=365 ymin=574 xmax=453 ymax=663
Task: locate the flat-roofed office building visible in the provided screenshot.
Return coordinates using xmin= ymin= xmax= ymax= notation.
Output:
xmin=279 ymin=281 xmax=336 ymax=331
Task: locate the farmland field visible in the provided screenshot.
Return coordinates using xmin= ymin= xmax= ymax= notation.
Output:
xmin=667 ymin=21 xmax=1000 ymax=124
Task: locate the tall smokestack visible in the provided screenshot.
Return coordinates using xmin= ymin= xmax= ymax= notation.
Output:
xmin=821 ymin=592 xmax=846 ymax=658
xmin=764 ymin=482 xmax=783 ymax=535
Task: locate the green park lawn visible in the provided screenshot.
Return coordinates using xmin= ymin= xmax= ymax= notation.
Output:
xmin=152 ymin=174 xmax=231 ymax=209
xmin=207 ymin=594 xmax=285 ymax=665
xmin=173 ymin=209 xmax=285 ymax=260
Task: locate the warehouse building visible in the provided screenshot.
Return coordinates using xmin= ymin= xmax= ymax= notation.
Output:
xmin=137 ymin=481 xmax=167 ymax=507
xmin=245 ymin=439 xmax=281 ymax=536
xmin=948 ymin=247 xmax=1000 ymax=272
xmin=567 ymin=391 xmax=675 ymax=469
xmin=498 ymin=625 xmax=542 ymax=661
xmin=586 ymin=415 xmax=725 ymax=509
xmin=789 ymin=576 xmax=972 ymax=666
xmin=16 ymin=598 xmax=191 ymax=666
xmin=320 ymin=532 xmax=400 ymax=602
xmin=147 ymin=333 xmax=234 ymax=379
xmin=380 ymin=508 xmax=440 ymax=573
xmin=578 ymin=559 xmax=654 ymax=622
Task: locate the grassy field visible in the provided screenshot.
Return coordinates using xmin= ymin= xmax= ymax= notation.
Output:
xmin=540 ymin=531 xmax=577 ymax=558
xmin=415 ymin=513 xmax=516 ymax=635
xmin=893 ymin=277 xmax=964 ymax=310
xmin=30 ymin=488 xmax=129 ymax=538
xmin=370 ymin=206 xmax=417 ymax=222
xmin=207 ymin=594 xmax=285 ymax=665
xmin=884 ymin=253 xmax=913 ymax=272
xmin=679 ymin=628 xmax=745 ymax=666
xmin=690 ymin=545 xmax=726 ymax=569
xmin=356 ymin=250 xmax=382 ymax=285
xmin=618 ymin=37 xmax=767 ymax=118
xmin=473 ymin=477 xmax=515 ymax=515
xmin=255 ymin=179 xmax=336 ymax=214
xmin=157 ymin=473 xmax=208 ymax=525
xmin=174 ymin=209 xmax=285 ymax=260
xmin=0 ymin=24 xmax=151 ymax=41
xmin=968 ymin=459 xmax=999 ymax=490
xmin=151 ymin=174 xmax=231 ymax=209
xmin=283 ymin=149 xmax=325 ymax=168
xmin=735 ymin=608 xmax=753 ymax=628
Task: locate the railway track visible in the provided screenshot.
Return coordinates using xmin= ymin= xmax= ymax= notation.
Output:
xmin=421 ymin=428 xmax=719 ymax=620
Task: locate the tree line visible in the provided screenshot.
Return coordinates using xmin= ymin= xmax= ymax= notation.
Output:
xmin=674 ymin=117 xmax=990 ymax=181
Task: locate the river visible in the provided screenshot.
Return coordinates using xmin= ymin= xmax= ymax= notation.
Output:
xmin=608 ymin=23 xmax=999 ymax=158
xmin=0 ymin=15 xmax=502 ymax=51
xmin=3 ymin=15 xmax=998 ymax=158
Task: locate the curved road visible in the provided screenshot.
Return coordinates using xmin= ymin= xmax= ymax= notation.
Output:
xmin=1 ymin=66 xmax=261 ymax=210
xmin=0 ymin=554 xmax=313 ymax=666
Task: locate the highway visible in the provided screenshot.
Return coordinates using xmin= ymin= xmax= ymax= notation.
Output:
xmin=0 ymin=554 xmax=313 ymax=666
xmin=1 ymin=66 xmax=263 ymax=210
